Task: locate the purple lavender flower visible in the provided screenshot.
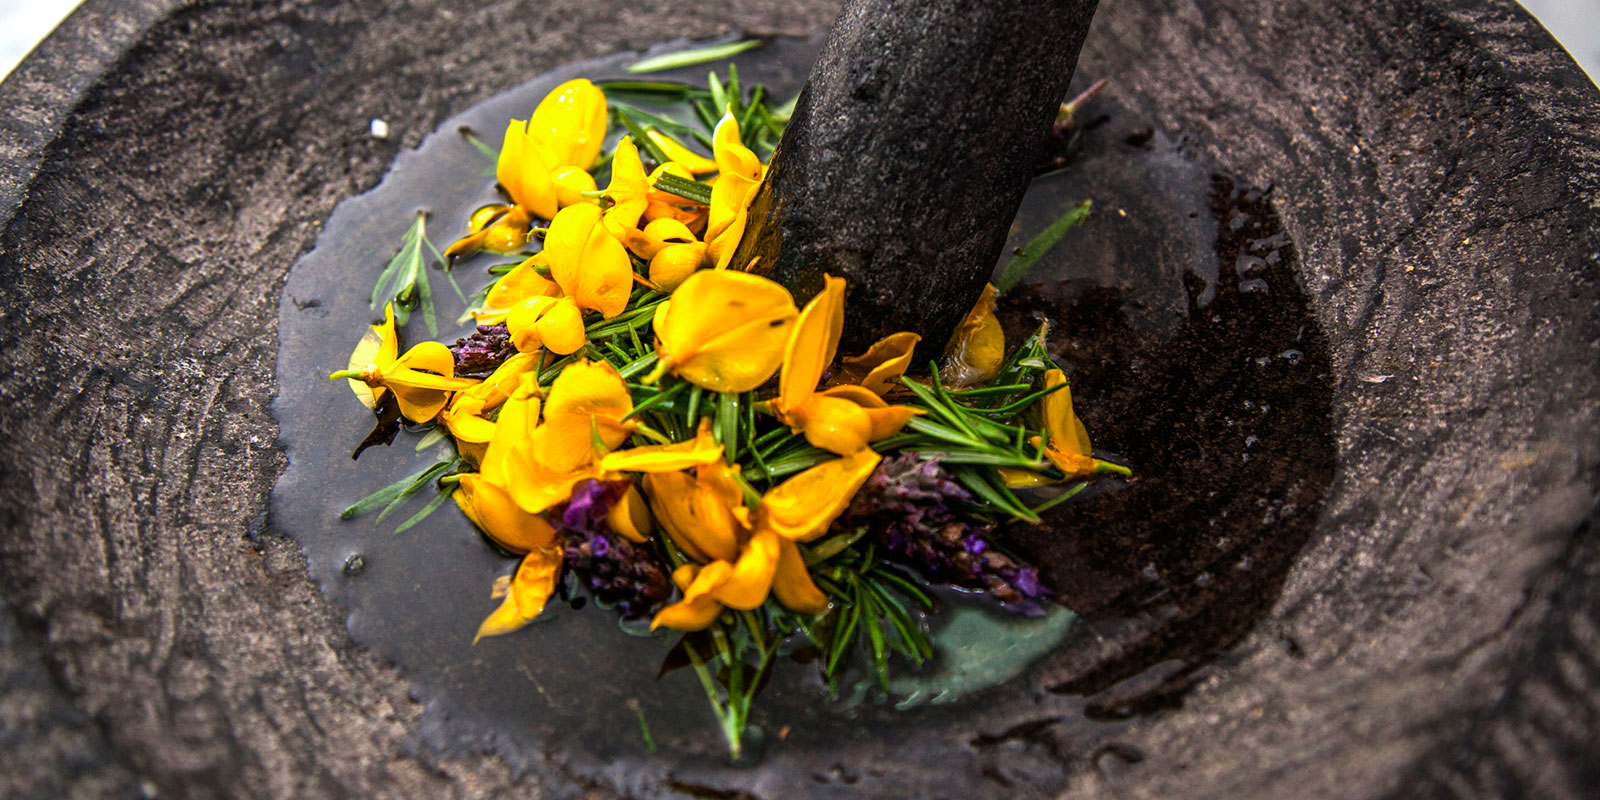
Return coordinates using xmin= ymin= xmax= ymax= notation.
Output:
xmin=450 ymin=323 xmax=515 ymax=379
xmin=557 ymin=479 xmax=672 ymax=620
xmin=844 ymin=454 xmax=1052 ymax=614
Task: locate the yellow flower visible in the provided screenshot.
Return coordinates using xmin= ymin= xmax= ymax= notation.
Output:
xmin=526 ymin=359 xmax=635 ymax=474
xmin=644 ymin=463 xmax=747 ymax=564
xmin=770 ymin=276 xmax=917 ymax=455
xmin=648 ymin=522 xmax=783 ymax=631
xmin=336 ymin=309 xmax=479 ymax=423
xmin=506 ymin=294 xmax=586 ymax=355
xmin=524 ymin=78 xmax=608 ymax=170
xmin=440 ymin=351 xmax=541 ymax=467
xmin=608 ymin=215 xmax=705 ymax=292
xmin=447 ymin=79 xmax=607 ymax=259
xmin=443 ymin=204 xmax=536 ymax=260
xmin=704 ymin=114 xmax=765 ymax=270
xmin=771 ymin=537 xmax=829 ymax=614
xmin=605 ymin=483 xmax=653 ymax=543
xmin=1032 ymin=368 xmax=1124 ymax=480
xmin=599 ymin=137 xmax=650 ymax=230
xmin=649 ymin=243 xmax=708 ymax=291
xmin=544 ymin=202 xmax=634 ymax=319
xmin=758 ymin=448 xmax=881 ymax=542
xmin=644 ymin=163 xmax=710 ymax=230
xmin=470 ymin=255 xmax=562 ymax=325
xmin=648 ymin=452 xmax=860 ymax=631
xmin=941 ymin=283 xmax=1005 ymax=387
xmin=652 ymin=270 xmax=798 ymax=393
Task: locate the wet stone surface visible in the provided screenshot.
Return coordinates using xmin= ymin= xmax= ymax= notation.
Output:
xmin=274 ymin=51 xmax=1333 ymax=796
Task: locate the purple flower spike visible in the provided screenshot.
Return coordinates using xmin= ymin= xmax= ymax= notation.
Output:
xmin=843 ymin=454 xmax=1053 ymax=613
xmin=555 ymin=479 xmax=672 ymax=620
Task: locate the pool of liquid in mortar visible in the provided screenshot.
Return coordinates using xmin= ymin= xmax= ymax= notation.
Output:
xmin=271 ymin=35 xmax=1335 ymax=798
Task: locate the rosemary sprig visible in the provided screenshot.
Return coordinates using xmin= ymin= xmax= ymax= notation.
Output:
xmin=340 ymin=456 xmax=463 ymax=531
xmin=626 ymin=39 xmax=762 ymax=74
xmin=994 ymin=199 xmax=1093 ymax=294
xmin=370 ymin=212 xmax=449 ymax=336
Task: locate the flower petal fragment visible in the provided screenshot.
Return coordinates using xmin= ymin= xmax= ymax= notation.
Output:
xmin=475 ymin=546 xmax=564 ymax=642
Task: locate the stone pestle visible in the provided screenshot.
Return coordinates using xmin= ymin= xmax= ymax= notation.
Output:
xmin=734 ymin=0 xmax=1100 ymax=357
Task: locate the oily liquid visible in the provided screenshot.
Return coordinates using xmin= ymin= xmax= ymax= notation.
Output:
xmin=272 ymin=42 xmax=1334 ymax=797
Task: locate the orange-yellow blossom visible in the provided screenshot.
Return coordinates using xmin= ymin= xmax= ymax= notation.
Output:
xmin=474 ymin=545 xmax=563 ymax=642
xmin=337 ymin=305 xmax=478 ymax=423
xmin=648 ymin=452 xmax=865 ymax=631
xmin=769 ymin=276 xmax=917 ymax=455
xmin=342 ymin=303 xmax=400 ymax=409
xmin=545 ymin=201 xmax=633 ymax=319
xmin=704 ymin=114 xmax=764 ymax=270
xmin=446 ymin=79 xmax=607 ymax=259
xmin=453 ymin=374 xmax=565 ymax=642
xmin=652 ymin=270 xmax=797 ymax=393
xmin=758 ymin=448 xmax=881 ymax=542
xmin=506 ymin=293 xmax=586 ymax=355
xmin=1033 ymin=368 xmax=1123 ymax=480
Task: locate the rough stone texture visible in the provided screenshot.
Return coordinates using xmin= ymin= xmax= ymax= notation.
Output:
xmin=0 ymin=1 xmax=1596 ymax=799
xmin=736 ymin=0 xmax=1098 ymax=355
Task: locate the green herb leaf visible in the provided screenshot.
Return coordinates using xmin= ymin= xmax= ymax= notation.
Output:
xmin=625 ymin=39 xmax=762 ymax=74
xmin=995 ymin=199 xmax=1092 ymax=294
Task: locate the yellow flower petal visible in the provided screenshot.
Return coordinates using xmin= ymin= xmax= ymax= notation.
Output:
xmin=473 ymin=256 xmax=561 ymax=325
xmin=462 ymin=351 xmax=542 ymax=410
xmin=649 ymin=242 xmax=706 ymax=291
xmin=761 ymin=448 xmax=881 ymax=541
xmin=545 ymin=203 xmax=633 ymax=319
xmin=455 ymin=474 xmax=559 ymax=554
xmin=712 ymin=113 xmax=762 ymax=182
xmin=1036 ymin=368 xmax=1096 ymax=478
xmin=647 ymin=128 xmax=718 ymax=175
xmin=815 ymin=385 xmax=919 ymax=443
xmin=653 ymin=270 xmax=798 ymax=393
xmin=704 ymin=172 xmax=758 ymax=270
xmin=601 ymin=137 xmax=650 ymax=230
xmin=772 ymin=537 xmax=829 ymax=615
xmin=533 ymin=360 xmax=634 ymax=472
xmin=498 ymin=119 xmax=559 ymax=221
xmin=788 ymin=393 xmax=874 ymax=456
xmin=779 ymin=274 xmax=845 ymax=410
xmin=650 ymin=561 xmax=732 ymax=632
xmin=475 ymin=546 xmax=563 ymax=642
xmin=478 ymin=374 xmax=542 ymax=485
xmin=527 ymin=78 xmax=608 ymax=171
xmin=382 ymin=342 xmax=479 ymax=422
xmin=644 ymin=471 xmax=742 ymax=564
xmin=505 ymin=444 xmax=594 ymax=514
xmin=599 ymin=420 xmax=723 ymax=472
xmin=605 ymin=483 xmax=652 ymax=543
xmin=941 ymin=283 xmax=1005 ymax=388
xmin=551 ymin=165 xmax=597 ymax=209
xmin=709 ymin=528 xmax=780 ymax=611
xmin=837 ymin=331 xmax=921 ymax=396
xmin=345 ymin=304 xmax=398 ymax=407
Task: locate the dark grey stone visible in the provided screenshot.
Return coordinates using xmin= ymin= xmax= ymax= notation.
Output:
xmin=735 ymin=0 xmax=1098 ymax=356
xmin=0 ymin=0 xmax=1596 ymax=798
